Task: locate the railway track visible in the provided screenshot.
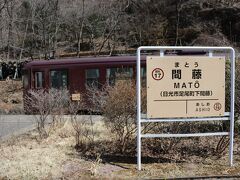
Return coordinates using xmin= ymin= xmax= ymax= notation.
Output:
xmin=161 ymin=175 xmax=240 ymax=180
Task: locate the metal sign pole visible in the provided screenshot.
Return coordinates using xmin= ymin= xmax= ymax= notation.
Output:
xmin=230 ymin=48 xmax=235 ymax=166
xmin=136 ymin=46 xmax=235 ymax=170
xmin=137 ymin=48 xmax=141 ymax=170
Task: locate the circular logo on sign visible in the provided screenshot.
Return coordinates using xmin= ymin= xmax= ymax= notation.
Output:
xmin=152 ymin=68 xmax=164 ymax=80
xmin=214 ymin=102 xmax=222 ymax=111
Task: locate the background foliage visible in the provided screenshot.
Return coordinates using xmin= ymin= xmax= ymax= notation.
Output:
xmin=0 ymin=0 xmax=239 ymax=60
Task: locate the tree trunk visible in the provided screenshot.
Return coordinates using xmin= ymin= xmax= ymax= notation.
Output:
xmin=76 ymin=0 xmax=85 ymax=57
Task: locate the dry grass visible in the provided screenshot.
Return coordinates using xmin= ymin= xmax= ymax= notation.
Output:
xmin=0 ymin=116 xmax=240 ymax=179
xmin=0 ymin=117 xmax=123 ymax=179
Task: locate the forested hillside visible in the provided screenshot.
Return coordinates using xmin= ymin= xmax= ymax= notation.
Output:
xmin=0 ymin=0 xmax=239 ymax=61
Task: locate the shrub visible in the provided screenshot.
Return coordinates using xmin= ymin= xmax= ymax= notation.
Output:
xmin=24 ymin=88 xmax=69 ymax=138
xmin=87 ymin=81 xmax=148 ymax=153
xmin=0 ymin=108 xmax=7 ymax=115
xmin=8 ymin=107 xmax=24 ymax=114
xmin=102 ymin=81 xmax=137 ymax=153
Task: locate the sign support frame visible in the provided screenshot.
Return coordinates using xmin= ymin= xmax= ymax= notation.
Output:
xmin=136 ymin=46 xmax=235 ymax=171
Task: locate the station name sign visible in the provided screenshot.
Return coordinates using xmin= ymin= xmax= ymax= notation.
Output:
xmin=147 ymin=56 xmax=225 ymax=118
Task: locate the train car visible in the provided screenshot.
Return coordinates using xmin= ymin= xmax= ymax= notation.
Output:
xmin=22 ymin=56 xmax=146 ymax=106
xmin=22 ymin=51 xmax=208 ymax=94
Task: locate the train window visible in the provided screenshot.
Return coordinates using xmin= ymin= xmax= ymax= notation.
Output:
xmin=106 ymin=67 xmax=133 ymax=86
xmin=50 ymin=70 xmax=68 ymax=89
xmin=141 ymin=67 xmax=146 ymax=78
xmin=22 ymin=70 xmax=29 ymax=89
xmin=85 ymin=69 xmax=100 ymax=88
xmin=141 ymin=67 xmax=146 ymax=87
xmin=34 ymin=72 xmax=44 ymax=88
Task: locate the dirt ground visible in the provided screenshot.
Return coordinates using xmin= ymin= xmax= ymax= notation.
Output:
xmin=0 ymin=118 xmax=240 ymax=179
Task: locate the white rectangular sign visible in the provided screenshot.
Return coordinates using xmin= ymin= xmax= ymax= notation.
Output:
xmin=147 ymin=56 xmax=225 ymax=118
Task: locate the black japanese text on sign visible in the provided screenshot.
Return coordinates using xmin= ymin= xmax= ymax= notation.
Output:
xmin=147 ymin=56 xmax=225 ymax=118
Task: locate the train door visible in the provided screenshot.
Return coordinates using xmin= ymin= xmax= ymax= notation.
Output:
xmin=32 ymin=69 xmax=45 ymax=89
xmin=68 ymin=66 xmax=84 ymax=94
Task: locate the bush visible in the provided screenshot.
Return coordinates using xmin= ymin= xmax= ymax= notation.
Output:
xmin=8 ymin=107 xmax=24 ymax=114
xmin=102 ymin=81 xmax=137 ymax=153
xmin=24 ymin=88 xmax=69 ymax=138
xmin=0 ymin=108 xmax=7 ymax=115
xmin=87 ymin=81 xmax=147 ymax=153
xmin=68 ymin=101 xmax=94 ymax=149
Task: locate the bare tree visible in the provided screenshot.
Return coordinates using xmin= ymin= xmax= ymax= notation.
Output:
xmin=175 ymin=0 xmax=183 ymax=46
xmin=97 ymin=0 xmax=130 ymax=55
xmin=6 ymin=0 xmax=16 ymax=60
